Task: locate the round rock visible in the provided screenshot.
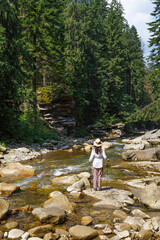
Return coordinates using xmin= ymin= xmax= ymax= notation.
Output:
xmin=69 ymin=225 xmax=98 ymax=240
xmin=0 ymin=199 xmax=9 ymax=220
xmin=8 ymin=229 xmax=24 ymax=239
xmin=32 ymin=207 xmax=66 ymax=224
xmin=28 ymin=224 xmax=54 ymax=238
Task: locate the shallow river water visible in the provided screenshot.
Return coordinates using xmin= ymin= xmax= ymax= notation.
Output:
xmin=1 ymin=140 xmax=158 ymax=231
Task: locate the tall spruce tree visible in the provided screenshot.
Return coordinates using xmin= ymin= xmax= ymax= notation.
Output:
xmin=148 ymin=0 xmax=160 ymax=99
xmin=64 ymin=0 xmax=107 ymax=124
xmin=19 ymin=0 xmax=65 ymax=92
xmin=124 ymin=25 xmax=145 ymax=106
xmin=0 ymin=0 xmax=24 ymax=137
xmin=101 ymin=0 xmax=126 ymax=119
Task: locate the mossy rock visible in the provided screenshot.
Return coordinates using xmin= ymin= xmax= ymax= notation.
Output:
xmin=37 ymin=85 xmax=71 ymax=105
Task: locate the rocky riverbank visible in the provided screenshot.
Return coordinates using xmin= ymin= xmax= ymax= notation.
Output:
xmin=0 ymin=137 xmax=113 ymax=165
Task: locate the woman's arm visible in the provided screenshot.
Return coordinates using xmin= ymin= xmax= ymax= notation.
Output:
xmin=89 ymin=148 xmax=95 ymax=162
xmin=102 ymin=148 xmax=110 ymax=161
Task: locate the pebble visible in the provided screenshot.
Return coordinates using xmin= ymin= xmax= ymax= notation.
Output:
xmin=22 ymin=232 xmax=30 ymax=239
xmin=8 ymin=229 xmax=24 ymax=239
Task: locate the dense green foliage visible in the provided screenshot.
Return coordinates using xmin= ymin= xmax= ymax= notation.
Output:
xmin=126 ymin=99 xmax=160 ymax=129
xmin=148 ymin=0 xmax=160 ymax=99
xmin=0 ymin=0 xmax=159 ymax=141
xmin=0 ymin=0 xmax=24 ymax=137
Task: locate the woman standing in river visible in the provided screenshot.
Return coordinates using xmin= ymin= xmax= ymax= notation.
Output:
xmin=89 ymin=138 xmax=109 ymax=191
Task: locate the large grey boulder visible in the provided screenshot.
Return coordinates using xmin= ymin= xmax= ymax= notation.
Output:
xmin=123 ymin=143 xmax=145 ymax=150
xmin=122 ymin=148 xmax=160 ymax=161
xmin=131 ymin=182 xmax=160 ymax=209
xmin=125 ymin=177 xmax=160 ymax=189
xmin=83 ymin=188 xmax=134 ymax=209
xmin=0 ymin=199 xmax=9 ymax=220
xmin=43 ymin=194 xmax=74 ymax=213
xmin=51 ymin=175 xmax=79 ymax=186
xmin=69 ymin=225 xmax=98 ymax=240
xmin=32 ymin=207 xmax=66 ymax=224
xmin=130 ymin=129 xmax=160 ymax=142
xmin=0 ymin=162 xmax=35 ymax=179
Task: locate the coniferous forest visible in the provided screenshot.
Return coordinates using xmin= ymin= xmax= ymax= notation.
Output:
xmin=0 ymin=0 xmax=160 ymax=143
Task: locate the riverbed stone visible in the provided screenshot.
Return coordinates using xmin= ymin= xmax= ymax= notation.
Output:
xmin=124 ymin=216 xmax=145 ymax=229
xmin=131 ymin=182 xmax=160 ymax=209
xmin=69 ymin=225 xmax=98 ymax=240
xmin=5 ymin=221 xmax=19 ymax=230
xmin=122 ymin=148 xmax=160 ymax=161
xmin=43 ymin=194 xmax=74 ymax=213
xmin=17 ymin=147 xmax=30 ymax=153
xmin=83 ymin=144 xmax=92 ymax=152
xmin=32 ymin=207 xmax=66 ymax=224
xmin=81 ymin=177 xmax=91 ymax=189
xmin=67 ymin=180 xmax=85 ymax=192
xmin=49 ymin=191 xmax=63 ymax=198
xmin=142 ymin=219 xmax=153 ymax=231
xmin=55 ymin=228 xmax=69 ymax=236
xmin=0 ymin=162 xmax=35 ymax=178
xmin=83 ymin=188 xmax=134 ymax=209
xmin=114 ymin=223 xmax=131 ymax=232
xmin=0 ymin=145 xmax=7 ymax=153
xmin=28 ymin=224 xmax=54 ymax=238
xmin=8 ymin=228 xmax=24 ymax=239
xmin=116 ymin=230 xmax=129 ymax=239
xmin=131 ymin=209 xmax=150 ymax=219
xmin=51 ymin=175 xmax=79 ymax=186
xmin=21 ymin=232 xmax=30 ymax=239
xmin=138 ymin=229 xmax=153 ymax=240
xmin=0 ymin=182 xmax=21 ymax=195
xmin=81 ymin=216 xmax=93 ymax=226
xmin=123 ymin=143 xmax=145 ymax=150
xmin=103 ymin=227 xmax=112 ymax=234
xmin=109 ymin=236 xmax=120 ymax=240
xmin=0 ymin=199 xmax=9 ymax=220
xmin=43 ymin=232 xmax=58 ymax=240
xmin=78 ymin=172 xmax=90 ymax=179
xmin=125 ymin=177 xmax=158 ymax=189
xmin=102 ymin=142 xmax=113 ymax=150
xmin=94 ymin=224 xmax=109 ymax=230
xmin=112 ymin=210 xmax=127 ymax=220
xmin=151 ymin=217 xmax=160 ymax=231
